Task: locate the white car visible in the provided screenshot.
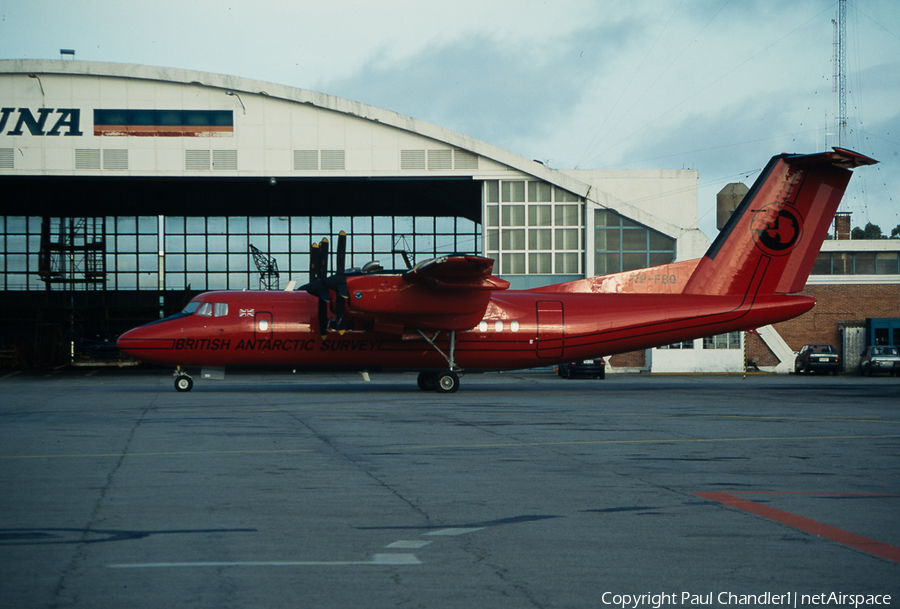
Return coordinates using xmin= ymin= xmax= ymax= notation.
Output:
xmin=859 ymin=346 xmax=900 ymax=377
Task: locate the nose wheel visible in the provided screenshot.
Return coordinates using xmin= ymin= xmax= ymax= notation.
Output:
xmin=174 ymin=371 xmax=194 ymax=392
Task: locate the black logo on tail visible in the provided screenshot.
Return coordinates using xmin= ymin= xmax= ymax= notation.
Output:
xmin=751 ymin=203 xmax=803 ymax=256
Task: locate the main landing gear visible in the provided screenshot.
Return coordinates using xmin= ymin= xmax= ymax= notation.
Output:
xmin=415 ymin=329 xmax=462 ymax=393
xmin=417 ymin=370 xmax=460 ymax=393
xmin=174 ymin=367 xmax=193 ymax=392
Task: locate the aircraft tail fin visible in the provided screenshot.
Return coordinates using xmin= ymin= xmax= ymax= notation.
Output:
xmin=683 ymin=148 xmax=876 ymax=297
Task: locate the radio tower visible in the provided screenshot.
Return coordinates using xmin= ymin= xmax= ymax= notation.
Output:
xmin=832 ymin=0 xmax=847 ymax=148
xmin=832 ymin=0 xmax=853 ymax=235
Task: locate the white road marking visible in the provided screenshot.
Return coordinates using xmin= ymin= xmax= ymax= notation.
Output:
xmin=107 ymin=525 xmax=491 ymax=570
xmin=386 ymin=540 xmax=433 ymax=549
xmin=372 ymin=553 xmax=421 ymax=564
xmin=108 ymin=554 xmax=421 ymax=568
xmin=424 ymin=527 xmax=485 ymax=536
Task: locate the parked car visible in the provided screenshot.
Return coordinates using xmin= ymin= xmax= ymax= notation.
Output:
xmin=859 ymin=346 xmax=900 ymax=376
xmin=558 ymin=358 xmax=605 ymax=379
xmin=794 ymin=344 xmax=840 ymax=375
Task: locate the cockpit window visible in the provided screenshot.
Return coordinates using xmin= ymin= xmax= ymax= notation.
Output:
xmin=180 ymin=301 xmax=225 ymax=317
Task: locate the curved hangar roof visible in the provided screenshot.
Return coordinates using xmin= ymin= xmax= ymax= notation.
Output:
xmin=0 ymin=59 xmax=592 ymax=218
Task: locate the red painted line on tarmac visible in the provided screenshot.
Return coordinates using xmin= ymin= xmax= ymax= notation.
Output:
xmin=695 ymin=492 xmax=900 ymax=564
xmin=728 ymin=492 xmax=900 ymax=497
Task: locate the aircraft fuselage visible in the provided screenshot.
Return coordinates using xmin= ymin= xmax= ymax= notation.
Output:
xmin=118 ymin=288 xmax=813 ymax=372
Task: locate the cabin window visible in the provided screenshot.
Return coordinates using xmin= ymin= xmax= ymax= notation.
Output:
xmin=258 ymin=319 xmax=269 ymax=331
xmin=213 ymin=302 xmax=228 ymax=317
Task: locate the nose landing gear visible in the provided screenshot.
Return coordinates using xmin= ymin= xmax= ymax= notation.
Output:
xmin=174 ymin=368 xmax=194 ymax=392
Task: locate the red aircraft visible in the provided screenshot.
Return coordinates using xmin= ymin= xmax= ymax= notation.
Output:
xmin=117 ymin=148 xmax=876 ymax=392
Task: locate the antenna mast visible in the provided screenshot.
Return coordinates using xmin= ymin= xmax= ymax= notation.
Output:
xmin=832 ymin=0 xmax=847 ymax=148
xmin=831 ymin=0 xmax=851 ymax=230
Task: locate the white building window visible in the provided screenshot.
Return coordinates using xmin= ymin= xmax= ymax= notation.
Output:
xmin=595 ymin=209 xmax=676 ymax=275
xmin=485 ymin=180 xmax=582 ymax=275
xmin=658 ymin=340 xmax=694 ymax=350
xmin=703 ymin=332 xmax=741 ymax=349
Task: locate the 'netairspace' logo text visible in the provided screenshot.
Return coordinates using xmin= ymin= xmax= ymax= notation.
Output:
xmin=600 ymin=592 xmax=893 ymax=608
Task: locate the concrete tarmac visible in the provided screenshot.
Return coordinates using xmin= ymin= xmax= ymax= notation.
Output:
xmin=1 ymin=369 xmax=898 ymax=608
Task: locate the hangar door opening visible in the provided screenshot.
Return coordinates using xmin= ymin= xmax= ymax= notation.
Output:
xmin=1 ymin=215 xmax=482 ymax=293
xmin=0 ymin=175 xmax=484 ymax=367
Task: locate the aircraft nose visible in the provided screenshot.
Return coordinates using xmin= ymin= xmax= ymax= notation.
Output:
xmin=116 ymin=327 xmax=136 ymax=351
xmin=116 ymin=323 xmax=173 ymax=359
xmin=116 ymin=326 xmax=145 ymax=357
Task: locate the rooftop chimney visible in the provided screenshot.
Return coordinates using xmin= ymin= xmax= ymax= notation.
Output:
xmin=716 ymin=183 xmax=748 ymax=230
xmin=834 ymin=212 xmax=851 ymax=240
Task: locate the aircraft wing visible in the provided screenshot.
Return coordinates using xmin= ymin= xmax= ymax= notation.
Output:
xmin=403 ymin=255 xmax=510 ymax=290
xmin=344 ymin=255 xmax=509 ymax=332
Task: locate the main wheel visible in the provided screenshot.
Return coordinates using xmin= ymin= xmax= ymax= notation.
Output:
xmin=435 ymin=370 xmax=459 ymax=393
xmin=417 ymin=372 xmax=437 ymax=391
xmin=174 ymin=375 xmax=193 ymax=392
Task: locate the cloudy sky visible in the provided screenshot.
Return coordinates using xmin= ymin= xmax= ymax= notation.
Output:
xmin=2 ymin=0 xmax=898 ymax=239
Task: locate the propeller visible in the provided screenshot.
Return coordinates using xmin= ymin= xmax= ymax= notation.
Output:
xmin=301 ymin=231 xmax=349 ymax=339
xmin=332 ymin=231 xmax=349 ymax=327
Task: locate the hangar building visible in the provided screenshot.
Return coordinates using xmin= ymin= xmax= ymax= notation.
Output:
xmin=6 ymin=59 xmax=893 ymax=374
xmin=1 ymin=59 xmax=710 ymax=368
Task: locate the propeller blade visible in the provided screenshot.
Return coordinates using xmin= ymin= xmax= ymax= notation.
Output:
xmin=309 ymin=232 xmax=351 ymax=338
xmin=317 ymin=298 xmax=328 ymax=339
xmin=317 ymin=238 xmax=329 ymax=283
xmin=335 ymin=295 xmax=346 ymax=334
xmin=308 ymin=242 xmax=319 ymax=285
xmin=336 ymin=231 xmax=347 ymax=275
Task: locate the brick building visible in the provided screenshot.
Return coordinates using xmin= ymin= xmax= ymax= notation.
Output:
xmin=764 ymin=239 xmax=900 ymax=373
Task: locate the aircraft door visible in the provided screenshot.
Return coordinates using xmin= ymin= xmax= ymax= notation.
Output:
xmin=255 ymin=312 xmax=273 ymax=342
xmin=536 ymin=300 xmax=564 ymax=358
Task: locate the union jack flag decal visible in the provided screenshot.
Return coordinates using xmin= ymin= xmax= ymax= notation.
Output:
xmin=239 ymin=308 xmax=255 ymax=317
